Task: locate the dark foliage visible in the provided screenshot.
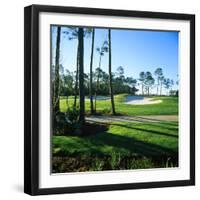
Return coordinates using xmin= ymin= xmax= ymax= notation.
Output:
xmin=52 ymin=154 xmax=178 ymax=173
xmin=53 ymin=108 xmax=80 ymax=135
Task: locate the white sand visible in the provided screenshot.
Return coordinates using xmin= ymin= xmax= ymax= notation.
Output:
xmin=125 ymin=96 xmax=162 ymax=105
xmin=85 ymin=95 xmax=162 ymax=105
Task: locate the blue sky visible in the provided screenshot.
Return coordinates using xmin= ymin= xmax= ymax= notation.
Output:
xmin=51 ymin=26 xmax=179 ymax=94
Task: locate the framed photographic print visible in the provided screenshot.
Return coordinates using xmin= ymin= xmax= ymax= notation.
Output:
xmin=24 ymin=4 xmax=195 ymax=195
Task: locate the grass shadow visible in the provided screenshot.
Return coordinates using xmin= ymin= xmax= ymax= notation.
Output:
xmin=54 ymin=128 xmax=178 ymax=158
xmin=144 ymin=122 xmax=178 ymax=132
xmin=111 ymin=123 xmax=178 ymax=138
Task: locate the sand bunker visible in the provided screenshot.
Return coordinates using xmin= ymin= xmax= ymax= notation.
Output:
xmin=125 ymin=96 xmax=162 ymax=105
xmin=85 ymin=95 xmax=162 ymax=105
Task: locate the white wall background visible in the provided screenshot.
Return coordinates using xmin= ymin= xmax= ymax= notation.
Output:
xmin=0 ymin=0 xmax=199 ymax=199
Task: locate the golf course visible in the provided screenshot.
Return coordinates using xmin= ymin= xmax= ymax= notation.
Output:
xmin=52 ymin=95 xmax=178 ymax=173
xmin=51 ymin=25 xmax=179 ymax=173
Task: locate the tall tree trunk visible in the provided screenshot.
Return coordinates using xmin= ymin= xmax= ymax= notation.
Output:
xmin=78 ymin=28 xmax=85 ymax=123
xmin=89 ymin=29 xmax=95 ymax=114
xmin=94 ymin=54 xmax=102 ymax=112
xmin=108 ymin=29 xmax=116 ymax=115
xmin=74 ymin=44 xmax=79 ymax=108
xmin=157 ymin=79 xmax=159 ymax=95
xmin=54 ymin=26 xmax=61 ymax=114
xmin=160 ymin=82 xmax=162 ymax=96
xmin=142 ymin=83 xmax=144 ymax=95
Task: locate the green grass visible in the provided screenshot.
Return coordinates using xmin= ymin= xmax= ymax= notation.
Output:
xmin=53 ymin=121 xmax=178 ymax=157
xmin=60 ymin=94 xmax=178 ymax=116
xmin=52 ymin=120 xmax=178 ymax=172
xmin=53 ymin=95 xmax=178 ymax=172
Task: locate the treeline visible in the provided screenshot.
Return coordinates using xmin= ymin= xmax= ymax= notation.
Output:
xmin=138 ymin=68 xmax=177 ymax=96
xmin=53 ymin=65 xmax=177 ymax=98
xmin=53 ymin=65 xmax=138 ymax=97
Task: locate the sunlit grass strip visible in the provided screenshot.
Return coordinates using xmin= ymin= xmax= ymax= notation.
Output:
xmin=59 ymin=95 xmax=178 ymax=116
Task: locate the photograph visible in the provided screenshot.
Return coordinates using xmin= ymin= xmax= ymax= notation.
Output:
xmin=51 ymin=25 xmax=179 ymax=173
xmin=24 ymin=4 xmax=195 ymax=195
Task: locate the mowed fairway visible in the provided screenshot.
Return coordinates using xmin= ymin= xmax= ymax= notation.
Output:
xmin=52 ymin=95 xmax=178 ymax=173
xmin=59 ymin=94 xmax=178 ymax=116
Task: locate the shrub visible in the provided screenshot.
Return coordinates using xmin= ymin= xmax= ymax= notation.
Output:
xmin=65 ymin=107 xmax=79 ymax=127
xmin=53 ymin=107 xmax=81 ymax=135
xmin=64 ymin=107 xmax=82 ymax=135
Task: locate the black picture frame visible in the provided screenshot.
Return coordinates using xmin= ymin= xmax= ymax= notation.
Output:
xmin=24 ymin=4 xmax=195 ymax=196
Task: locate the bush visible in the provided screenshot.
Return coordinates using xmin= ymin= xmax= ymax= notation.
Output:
xmin=65 ymin=107 xmax=79 ymax=125
xmin=53 ymin=107 xmax=81 ymax=135
xmin=64 ymin=107 xmax=82 ymax=135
